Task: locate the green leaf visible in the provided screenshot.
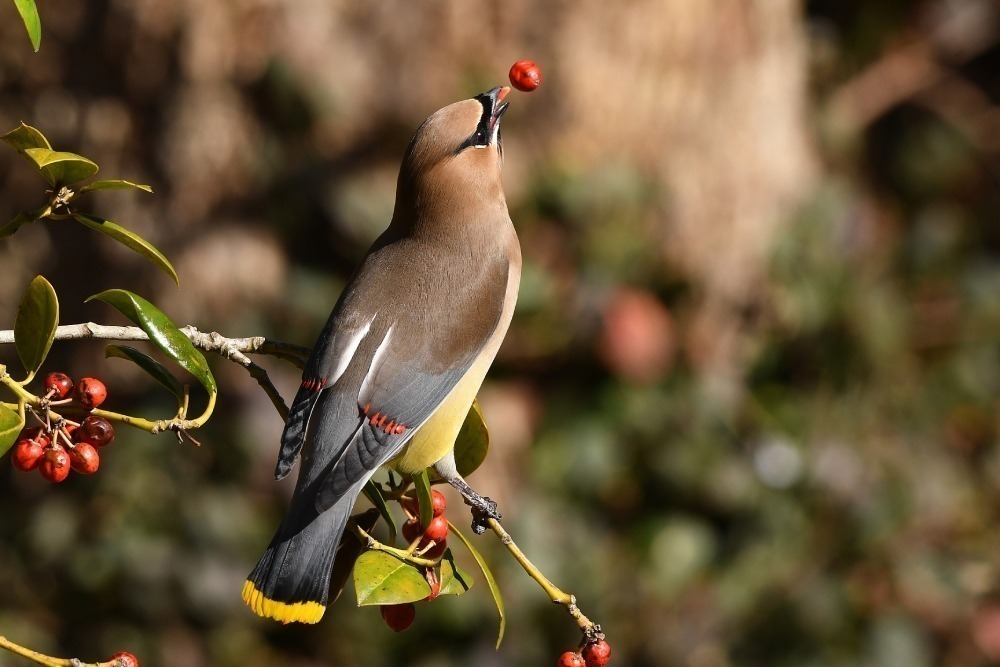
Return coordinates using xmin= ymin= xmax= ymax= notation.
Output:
xmin=363 ymin=480 xmax=397 ymax=545
xmin=1 ymin=122 xmax=51 ymax=152
xmin=12 ymin=0 xmax=41 ymax=51
xmin=329 ymin=509 xmax=380 ymax=605
xmin=454 ymin=398 xmax=490 ymax=477
xmin=105 ymin=345 xmax=184 ymax=400
xmin=22 ymin=148 xmax=98 ymax=186
xmin=438 ymin=548 xmax=474 ymax=596
xmin=413 ymin=468 xmax=433 ymax=530
xmin=449 ymin=520 xmax=505 ymax=648
xmin=0 ymin=404 xmax=25 ymax=458
xmin=87 ymin=289 xmax=216 ymax=394
xmin=353 ymin=551 xmax=431 ymax=606
xmin=14 ymin=275 xmax=58 ymax=380
xmin=73 ymin=214 xmax=178 ymax=286
xmin=77 ymin=179 xmax=153 ymax=194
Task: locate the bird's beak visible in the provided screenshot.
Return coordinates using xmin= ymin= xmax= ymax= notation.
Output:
xmin=488 ymin=86 xmax=511 ymax=136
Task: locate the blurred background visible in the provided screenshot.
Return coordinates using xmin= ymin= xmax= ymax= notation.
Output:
xmin=1 ymin=0 xmax=1000 ymax=665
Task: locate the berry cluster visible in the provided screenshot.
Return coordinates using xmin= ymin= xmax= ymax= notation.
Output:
xmin=379 ymin=489 xmax=450 ymax=632
xmin=558 ymin=640 xmax=612 ymax=667
xmin=10 ymin=372 xmax=114 ymax=483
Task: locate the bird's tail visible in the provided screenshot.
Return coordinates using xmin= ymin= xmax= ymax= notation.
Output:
xmin=242 ymin=481 xmax=362 ymax=624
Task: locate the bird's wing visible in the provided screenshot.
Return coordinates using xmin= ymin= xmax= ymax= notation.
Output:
xmin=275 ymin=238 xmax=512 ymax=510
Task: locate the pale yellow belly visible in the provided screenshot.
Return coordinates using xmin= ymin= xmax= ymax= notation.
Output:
xmin=391 ymin=255 xmax=520 ymax=474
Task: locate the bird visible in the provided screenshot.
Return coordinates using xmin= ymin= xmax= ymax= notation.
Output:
xmin=242 ymin=86 xmax=520 ymax=624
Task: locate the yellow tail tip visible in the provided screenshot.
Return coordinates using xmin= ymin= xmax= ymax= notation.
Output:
xmin=241 ymin=580 xmax=326 ymax=624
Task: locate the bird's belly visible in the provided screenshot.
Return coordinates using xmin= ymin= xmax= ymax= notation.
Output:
xmin=391 ymin=349 xmax=494 ymax=474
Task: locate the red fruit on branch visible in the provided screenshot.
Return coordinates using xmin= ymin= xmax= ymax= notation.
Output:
xmin=379 ymin=602 xmax=416 ymax=632
xmin=509 ymin=60 xmax=542 ymax=92
xmin=558 ymin=652 xmax=586 ymax=667
xmin=11 ymin=437 xmax=45 ymax=471
xmin=109 ymin=651 xmax=141 ymax=667
xmin=39 ymin=447 xmax=71 ymax=482
xmin=582 ymin=640 xmax=612 ymax=667
xmin=69 ymin=442 xmax=100 ymax=474
xmin=402 ymin=519 xmax=422 ymax=544
xmin=430 ymin=490 xmax=447 ymax=517
xmin=423 ymin=515 xmax=449 ymax=543
xmin=77 ymin=415 xmax=115 ymax=446
xmin=425 ymin=568 xmax=442 ymax=601
xmin=43 ymin=372 xmax=74 ymax=399
xmin=76 ymin=377 xmax=108 ymax=410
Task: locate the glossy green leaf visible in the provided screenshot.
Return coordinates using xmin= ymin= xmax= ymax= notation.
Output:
xmin=0 ymin=404 xmax=25 ymax=458
xmin=353 ymin=551 xmax=431 ymax=606
xmin=449 ymin=520 xmax=505 ymax=648
xmin=77 ymin=179 xmax=153 ymax=194
xmin=87 ymin=289 xmax=216 ymax=394
xmin=454 ymin=398 xmax=490 ymax=477
xmin=413 ymin=468 xmax=433 ymax=530
xmin=14 ymin=275 xmax=58 ymax=379
xmin=105 ymin=345 xmax=184 ymax=400
xmin=438 ymin=548 xmax=474 ymax=596
xmin=12 ymin=0 xmax=41 ymax=51
xmin=73 ymin=214 xmax=178 ymax=286
xmin=329 ymin=509 xmax=380 ymax=604
xmin=363 ymin=480 xmax=397 ymax=545
xmin=1 ymin=122 xmax=50 ymax=152
xmin=22 ymin=148 xmax=98 ymax=186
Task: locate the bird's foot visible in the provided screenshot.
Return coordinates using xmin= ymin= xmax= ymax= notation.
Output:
xmin=447 ymin=477 xmax=501 ymax=534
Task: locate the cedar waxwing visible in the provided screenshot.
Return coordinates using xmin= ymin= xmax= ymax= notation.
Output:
xmin=243 ymin=86 xmax=520 ymax=624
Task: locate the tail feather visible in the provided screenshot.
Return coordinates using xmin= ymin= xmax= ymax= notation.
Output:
xmin=243 ymin=481 xmax=363 ymax=624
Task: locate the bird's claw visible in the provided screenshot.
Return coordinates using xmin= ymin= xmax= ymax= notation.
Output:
xmin=470 ymin=496 xmax=500 ymax=535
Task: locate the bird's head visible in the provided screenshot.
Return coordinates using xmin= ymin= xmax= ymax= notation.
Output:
xmin=395 ymin=86 xmax=511 ymax=212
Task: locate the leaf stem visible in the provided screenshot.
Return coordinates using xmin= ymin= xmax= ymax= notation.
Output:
xmin=353 ymin=524 xmax=440 ymax=569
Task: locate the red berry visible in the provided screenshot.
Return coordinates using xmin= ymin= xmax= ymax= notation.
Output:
xmin=77 ymin=415 xmax=115 ymax=447
xmin=39 ymin=447 xmax=71 ymax=482
xmin=582 ymin=640 xmax=612 ymax=667
xmin=430 ymin=490 xmax=447 ymax=517
xmin=509 ymin=60 xmax=542 ymax=92
xmin=44 ymin=372 xmax=74 ymax=399
xmin=69 ymin=442 xmax=100 ymax=475
xmin=76 ymin=377 xmax=107 ymax=410
xmin=11 ymin=438 xmax=45 ymax=472
xmin=558 ymin=652 xmax=586 ymax=667
xmin=379 ymin=602 xmax=415 ymax=632
xmin=109 ymin=651 xmax=141 ymax=667
xmin=422 ymin=539 xmax=447 ymax=560
xmin=422 ymin=515 xmax=449 ymax=543
xmin=402 ymin=519 xmax=422 ymax=544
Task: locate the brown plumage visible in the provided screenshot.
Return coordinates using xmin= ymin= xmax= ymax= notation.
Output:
xmin=243 ymin=86 xmax=520 ymax=624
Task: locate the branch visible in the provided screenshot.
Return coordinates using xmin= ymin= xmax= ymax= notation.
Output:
xmin=0 ymin=322 xmax=311 ymax=419
xmin=484 ymin=517 xmax=601 ymax=641
xmin=0 ymin=634 xmax=121 ymax=667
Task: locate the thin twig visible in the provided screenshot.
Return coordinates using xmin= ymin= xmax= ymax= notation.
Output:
xmin=486 ymin=517 xmax=600 ymax=638
xmin=0 ymin=635 xmax=115 ymax=667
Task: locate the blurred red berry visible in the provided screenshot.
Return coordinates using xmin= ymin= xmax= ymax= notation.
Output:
xmin=422 ymin=539 xmax=447 ymax=560
xmin=43 ymin=372 xmax=74 ymax=399
xmin=402 ymin=519 xmax=422 ymax=543
xmin=39 ymin=447 xmax=70 ymax=482
xmin=430 ymin=490 xmax=447 ymax=517
xmin=76 ymin=377 xmax=107 ymax=410
xmin=558 ymin=652 xmax=586 ymax=667
xmin=509 ymin=60 xmax=542 ymax=92
xmin=69 ymin=442 xmax=100 ymax=475
xmin=109 ymin=651 xmax=141 ymax=667
xmin=379 ymin=602 xmax=415 ymax=632
xmin=582 ymin=640 xmax=612 ymax=667
xmin=77 ymin=415 xmax=115 ymax=447
xmin=11 ymin=438 xmax=45 ymax=472
xmin=423 ymin=515 xmax=449 ymax=543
